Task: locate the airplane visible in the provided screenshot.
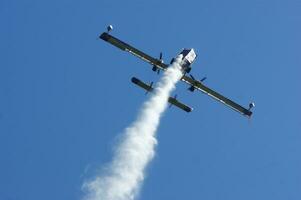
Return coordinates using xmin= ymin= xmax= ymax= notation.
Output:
xmin=100 ymin=25 xmax=255 ymax=117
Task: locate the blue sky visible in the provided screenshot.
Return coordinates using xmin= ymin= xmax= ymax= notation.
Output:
xmin=1 ymin=0 xmax=300 ymax=199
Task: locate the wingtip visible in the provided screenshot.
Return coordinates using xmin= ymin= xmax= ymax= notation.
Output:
xmin=99 ymin=32 xmax=109 ymax=41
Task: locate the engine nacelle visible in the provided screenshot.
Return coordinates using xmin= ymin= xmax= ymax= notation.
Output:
xmin=188 ymin=86 xmax=195 ymax=92
xmin=152 ymin=65 xmax=157 ymax=71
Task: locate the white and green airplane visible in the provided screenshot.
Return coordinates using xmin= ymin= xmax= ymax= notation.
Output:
xmin=100 ymin=25 xmax=254 ymax=117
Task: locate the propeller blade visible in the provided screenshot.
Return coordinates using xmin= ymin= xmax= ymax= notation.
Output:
xmin=150 ymin=81 xmax=154 ymax=88
xmin=159 ymin=52 xmax=163 ymax=60
xmin=190 ymin=74 xmax=195 ymax=80
xmin=200 ymin=77 xmax=207 ymax=82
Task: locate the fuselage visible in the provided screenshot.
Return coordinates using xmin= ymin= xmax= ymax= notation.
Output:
xmin=171 ymin=48 xmax=197 ymax=73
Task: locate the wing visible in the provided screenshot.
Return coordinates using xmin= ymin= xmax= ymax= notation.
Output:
xmin=100 ymin=32 xmax=168 ymax=70
xmin=181 ymin=75 xmax=252 ymax=117
xmin=131 ymin=77 xmax=193 ymax=113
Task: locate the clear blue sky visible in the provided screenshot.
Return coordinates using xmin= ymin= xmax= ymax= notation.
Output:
xmin=1 ymin=0 xmax=300 ymax=199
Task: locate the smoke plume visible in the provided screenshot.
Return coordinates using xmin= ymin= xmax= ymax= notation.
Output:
xmin=82 ymin=55 xmax=183 ymax=200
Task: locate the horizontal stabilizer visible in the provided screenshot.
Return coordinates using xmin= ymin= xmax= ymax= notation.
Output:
xmin=168 ymin=96 xmax=193 ymax=113
xmin=131 ymin=77 xmax=193 ymax=112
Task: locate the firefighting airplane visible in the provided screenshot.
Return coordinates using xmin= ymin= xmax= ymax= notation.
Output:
xmin=100 ymin=25 xmax=255 ymax=117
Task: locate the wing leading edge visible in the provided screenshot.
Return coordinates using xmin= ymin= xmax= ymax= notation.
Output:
xmin=100 ymin=32 xmax=168 ymax=70
xmin=182 ymin=75 xmax=252 ymax=117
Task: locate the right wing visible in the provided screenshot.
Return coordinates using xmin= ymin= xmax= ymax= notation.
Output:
xmin=131 ymin=77 xmax=193 ymax=113
xmin=100 ymin=32 xmax=168 ymax=70
xmin=181 ymin=75 xmax=252 ymax=117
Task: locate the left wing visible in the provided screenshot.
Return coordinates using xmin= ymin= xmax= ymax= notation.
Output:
xmin=181 ymin=75 xmax=252 ymax=117
xmin=100 ymin=32 xmax=168 ymax=70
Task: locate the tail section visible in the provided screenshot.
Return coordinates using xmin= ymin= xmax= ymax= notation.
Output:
xmin=131 ymin=77 xmax=193 ymax=113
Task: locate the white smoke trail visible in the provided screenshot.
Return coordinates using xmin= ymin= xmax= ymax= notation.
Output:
xmin=82 ymin=55 xmax=183 ymax=200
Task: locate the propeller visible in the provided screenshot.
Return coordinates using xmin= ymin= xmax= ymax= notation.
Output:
xmin=153 ymin=52 xmax=163 ymax=75
xmin=188 ymin=75 xmax=196 ymax=92
xmin=150 ymin=81 xmax=154 ymax=88
xmin=188 ymin=74 xmax=207 ymax=92
xmin=190 ymin=74 xmax=206 ymax=82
